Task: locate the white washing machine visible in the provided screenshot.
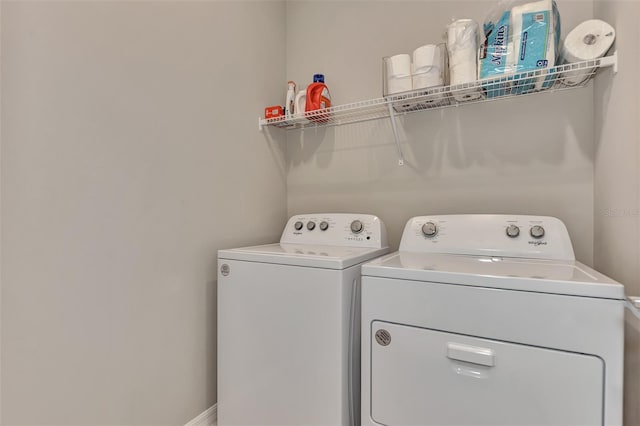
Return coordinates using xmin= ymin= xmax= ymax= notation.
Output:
xmin=361 ymin=214 xmax=635 ymax=426
xmin=218 ymin=213 xmax=388 ymax=426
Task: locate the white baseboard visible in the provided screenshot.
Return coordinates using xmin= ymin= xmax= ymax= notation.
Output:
xmin=185 ymin=404 xmax=217 ymax=426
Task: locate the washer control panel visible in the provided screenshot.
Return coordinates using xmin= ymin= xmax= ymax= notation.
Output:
xmin=281 ymin=213 xmax=388 ymax=248
xmin=399 ymin=215 xmax=575 ymax=261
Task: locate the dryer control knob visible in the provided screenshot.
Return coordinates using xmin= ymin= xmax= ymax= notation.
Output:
xmin=506 ymin=224 xmax=520 ymax=238
xmin=350 ymin=220 xmax=364 ymax=234
xmin=422 ymin=222 xmax=438 ymax=238
xmin=307 ymin=221 xmax=316 ymax=231
xmin=319 ymin=221 xmax=329 ymax=231
xmin=530 ymin=225 xmax=545 ymax=239
xmin=294 ymin=221 xmax=304 ymax=231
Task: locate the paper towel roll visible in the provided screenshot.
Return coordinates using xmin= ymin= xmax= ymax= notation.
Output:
xmin=562 ymin=19 xmax=616 ymax=62
xmin=447 ymin=19 xmax=482 ymax=102
xmin=561 ymin=19 xmax=615 ymax=86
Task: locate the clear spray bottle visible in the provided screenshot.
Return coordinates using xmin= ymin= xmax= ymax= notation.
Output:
xmin=285 ymin=81 xmax=296 ymax=120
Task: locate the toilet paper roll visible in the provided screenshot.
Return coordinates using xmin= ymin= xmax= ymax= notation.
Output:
xmin=386 ymin=54 xmax=412 ymax=78
xmin=413 ymin=72 xmax=442 ymax=90
xmin=561 ymin=19 xmax=615 ymax=86
xmin=412 ymin=44 xmax=445 ymax=91
xmin=412 ymin=74 xmax=447 ymax=106
xmin=413 ymin=44 xmax=440 ymax=72
xmin=447 ymin=19 xmax=482 ymax=102
xmin=386 ymin=75 xmax=413 ymax=95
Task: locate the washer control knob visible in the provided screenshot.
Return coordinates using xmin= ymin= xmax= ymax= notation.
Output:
xmin=506 ymin=224 xmax=520 ymax=238
xmin=422 ymin=222 xmax=438 ymax=238
xmin=294 ymin=221 xmax=304 ymax=231
xmin=350 ymin=220 xmax=364 ymax=234
xmin=319 ymin=221 xmax=329 ymax=231
xmin=530 ymin=225 xmax=545 ymax=239
xmin=307 ymin=221 xmax=316 ymax=231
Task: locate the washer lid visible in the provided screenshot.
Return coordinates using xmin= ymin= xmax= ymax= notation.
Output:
xmin=362 ymin=251 xmax=625 ymax=299
xmin=219 ymin=243 xmax=389 ymax=270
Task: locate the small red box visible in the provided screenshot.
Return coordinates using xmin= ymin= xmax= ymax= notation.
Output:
xmin=264 ymin=105 xmax=284 ymax=119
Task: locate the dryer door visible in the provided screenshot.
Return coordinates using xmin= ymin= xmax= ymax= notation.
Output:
xmin=370 ymin=321 xmax=603 ymax=426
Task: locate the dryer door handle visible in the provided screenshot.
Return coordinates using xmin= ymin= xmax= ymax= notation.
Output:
xmin=447 ymin=342 xmax=495 ymax=367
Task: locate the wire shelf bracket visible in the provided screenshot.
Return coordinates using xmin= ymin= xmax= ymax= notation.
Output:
xmin=387 ymin=102 xmax=405 ymax=166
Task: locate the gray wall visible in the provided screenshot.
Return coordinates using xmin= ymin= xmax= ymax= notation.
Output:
xmin=285 ymin=0 xmax=596 ymax=264
xmin=1 ymin=1 xmax=286 ymax=424
xmin=593 ymin=2 xmax=640 ymax=425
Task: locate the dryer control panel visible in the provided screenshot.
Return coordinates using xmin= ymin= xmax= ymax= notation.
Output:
xmin=281 ymin=213 xmax=388 ymax=249
xmin=399 ymin=214 xmax=575 ymax=260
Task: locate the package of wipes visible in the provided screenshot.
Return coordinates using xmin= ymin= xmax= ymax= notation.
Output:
xmin=478 ymin=9 xmax=514 ymax=97
xmin=512 ymin=0 xmax=561 ymax=90
xmin=479 ymin=0 xmax=560 ymax=97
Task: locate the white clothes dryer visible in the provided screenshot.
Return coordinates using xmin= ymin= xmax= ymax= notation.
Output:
xmin=361 ymin=214 xmax=635 ymax=426
xmin=218 ymin=213 xmax=388 ymax=426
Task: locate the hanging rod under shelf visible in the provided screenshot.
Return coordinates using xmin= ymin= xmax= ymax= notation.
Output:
xmin=258 ymin=53 xmax=617 ymax=132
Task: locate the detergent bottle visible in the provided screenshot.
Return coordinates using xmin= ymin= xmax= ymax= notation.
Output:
xmin=305 ymin=74 xmax=331 ymax=123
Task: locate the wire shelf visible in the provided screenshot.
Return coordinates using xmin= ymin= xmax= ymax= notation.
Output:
xmin=258 ymin=54 xmax=617 ymax=131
